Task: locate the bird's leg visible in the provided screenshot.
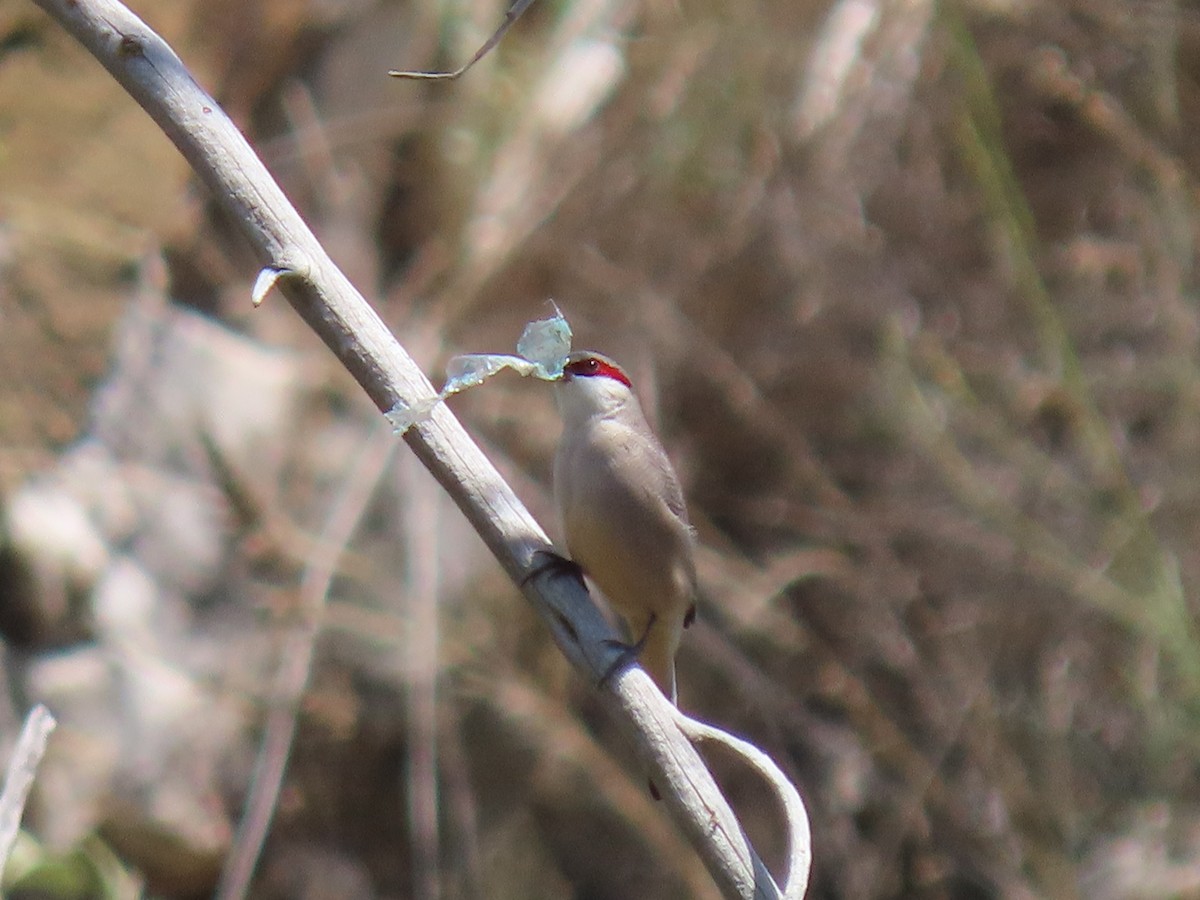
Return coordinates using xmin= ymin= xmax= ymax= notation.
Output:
xmin=521 ymin=549 xmax=585 ymax=588
xmin=596 ymin=613 xmax=667 ymax=802
xmin=598 ymin=613 xmax=658 ymax=690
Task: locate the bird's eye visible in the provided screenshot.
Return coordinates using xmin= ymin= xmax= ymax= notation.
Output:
xmin=566 ymin=357 xmax=598 ymax=377
xmin=564 ymin=355 xmax=632 ymax=387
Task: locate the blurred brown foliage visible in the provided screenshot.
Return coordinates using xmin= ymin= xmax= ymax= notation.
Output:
xmin=4 ymin=0 xmax=1200 ymax=897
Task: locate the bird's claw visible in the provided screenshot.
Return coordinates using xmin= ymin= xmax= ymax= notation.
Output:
xmin=598 ymin=613 xmax=657 ymax=690
xmin=521 ymin=549 xmax=585 ymax=588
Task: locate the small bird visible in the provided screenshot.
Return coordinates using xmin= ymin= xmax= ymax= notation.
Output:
xmin=549 ymin=350 xmax=697 ymax=704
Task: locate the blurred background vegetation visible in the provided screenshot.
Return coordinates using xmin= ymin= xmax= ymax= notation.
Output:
xmin=2 ymin=0 xmax=1200 ymax=897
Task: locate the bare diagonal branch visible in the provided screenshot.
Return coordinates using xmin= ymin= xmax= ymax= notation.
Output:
xmin=27 ymin=1 xmax=811 ymax=896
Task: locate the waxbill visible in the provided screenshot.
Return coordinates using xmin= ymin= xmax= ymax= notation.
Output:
xmin=550 ymin=351 xmax=697 ymax=704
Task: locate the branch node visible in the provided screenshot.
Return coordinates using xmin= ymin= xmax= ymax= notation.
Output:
xmin=117 ymin=33 xmax=142 ymax=57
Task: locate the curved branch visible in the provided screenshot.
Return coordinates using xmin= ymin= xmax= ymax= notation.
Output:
xmin=674 ymin=707 xmax=813 ymax=898
xmin=28 ymin=0 xmax=812 ymax=896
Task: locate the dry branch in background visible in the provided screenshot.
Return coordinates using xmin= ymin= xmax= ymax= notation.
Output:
xmin=216 ymin=423 xmax=398 ymax=900
xmin=0 ymin=705 xmax=57 ymax=884
xmin=28 ymin=0 xmax=811 ymax=897
xmin=387 ymin=0 xmax=538 ymax=80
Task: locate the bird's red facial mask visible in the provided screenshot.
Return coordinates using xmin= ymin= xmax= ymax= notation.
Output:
xmin=563 ymin=356 xmax=632 ymax=389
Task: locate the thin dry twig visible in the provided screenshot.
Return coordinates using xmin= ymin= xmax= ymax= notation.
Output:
xmin=400 ymin=449 xmax=444 ymax=900
xmin=388 ymin=0 xmax=539 ymax=80
xmin=29 ymin=1 xmax=812 ymax=896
